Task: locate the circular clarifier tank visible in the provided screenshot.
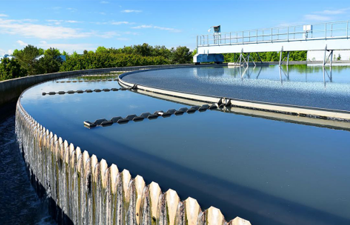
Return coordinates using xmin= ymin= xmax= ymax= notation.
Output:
xmin=20 ymin=68 xmax=350 ymax=225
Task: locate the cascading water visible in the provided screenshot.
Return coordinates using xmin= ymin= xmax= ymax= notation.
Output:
xmin=15 ymin=99 xmax=251 ymax=225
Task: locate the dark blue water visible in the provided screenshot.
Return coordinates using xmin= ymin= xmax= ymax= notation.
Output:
xmin=0 ymin=115 xmax=56 ymax=225
xmin=122 ymin=65 xmax=350 ymax=112
xmin=19 ymin=72 xmax=350 ymax=225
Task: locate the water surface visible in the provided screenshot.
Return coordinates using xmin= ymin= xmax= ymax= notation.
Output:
xmin=0 ymin=115 xmax=55 ymax=225
xmin=19 ymin=72 xmax=350 ymax=225
xmin=122 ymin=65 xmax=350 ymax=111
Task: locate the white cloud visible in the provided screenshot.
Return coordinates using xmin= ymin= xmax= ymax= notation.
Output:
xmin=0 ymin=18 xmax=91 ymax=39
xmin=317 ymin=8 xmax=350 ymax=15
xmin=90 ymin=21 xmax=134 ymax=25
xmin=132 ymin=24 xmax=181 ymax=32
xmin=17 ymin=40 xmax=28 ymax=46
xmin=304 ymin=14 xmax=331 ymax=21
xmin=90 ymin=21 xmax=108 ymax=25
xmin=0 ymin=18 xmax=122 ymax=41
xmin=0 ymin=14 xmax=8 ymax=17
xmin=132 ymin=25 xmax=152 ymax=29
xmin=302 ymin=7 xmax=350 ymax=23
xmin=67 ymin=8 xmax=77 ymax=13
xmin=117 ymin=37 xmax=130 ymax=41
xmin=47 ymin=19 xmax=62 ymax=25
xmin=38 ymin=41 xmax=95 ymax=53
xmin=154 ymin=26 xmax=181 ymax=32
xmin=47 ymin=20 xmax=81 ymax=25
xmin=123 ymin=31 xmax=139 ymax=35
xmin=0 ymin=48 xmax=13 ymax=56
xmin=111 ymin=21 xmax=132 ymax=25
xmin=96 ymin=31 xmax=121 ymax=38
xmin=122 ymin=10 xmax=142 ymax=13
xmin=66 ymin=20 xmax=79 ymax=23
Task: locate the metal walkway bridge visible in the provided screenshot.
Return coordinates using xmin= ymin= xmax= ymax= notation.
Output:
xmin=194 ymin=21 xmax=350 ymax=65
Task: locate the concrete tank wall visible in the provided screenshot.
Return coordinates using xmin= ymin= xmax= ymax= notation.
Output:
xmin=0 ymin=64 xmax=200 ymax=108
xmin=15 ymin=93 xmax=251 ymax=225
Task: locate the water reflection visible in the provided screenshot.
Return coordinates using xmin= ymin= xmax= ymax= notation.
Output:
xmin=123 ymin=65 xmax=350 ymax=114
xmin=193 ymin=67 xmax=225 ymax=77
xmin=19 ymin=71 xmax=350 ymax=225
xmin=193 ymin=65 xmax=343 ymax=86
xmin=322 ymin=66 xmax=333 ymax=87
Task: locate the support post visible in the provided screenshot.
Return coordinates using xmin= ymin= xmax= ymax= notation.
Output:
xmin=331 ymin=24 xmax=333 ymax=37
xmin=323 ymin=66 xmax=326 ymax=87
xmin=242 ymin=31 xmax=244 ymax=44
xmin=286 ymin=52 xmax=290 ymax=67
xmin=240 ymin=49 xmax=242 ymax=66
xmin=256 ymin=52 xmax=263 ymax=64
xmin=271 ymin=28 xmax=273 ymax=42
xmin=330 ymin=50 xmax=333 ymax=68
xmin=279 ymin=47 xmax=283 ymax=67
xmin=294 ymin=27 xmax=296 ymax=39
xmin=323 ymin=45 xmax=327 ymax=67
xmin=247 ymin=53 xmax=250 ymax=68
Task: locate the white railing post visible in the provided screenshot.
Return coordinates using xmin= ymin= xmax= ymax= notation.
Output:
xmin=230 ymin=32 xmax=231 ymax=45
xmin=347 ymin=21 xmax=349 ymax=38
xmin=294 ymin=27 xmax=296 ymax=39
xmin=325 ymin=24 xmax=327 ymax=39
xmin=256 ymin=29 xmax=258 ymax=44
xmin=331 ymin=24 xmax=333 ymax=37
xmin=271 ymin=28 xmax=273 ymax=42
xmin=287 ymin=27 xmax=289 ymax=41
xmin=263 ymin=30 xmax=265 ymax=42
xmin=242 ymin=31 xmax=244 ymax=44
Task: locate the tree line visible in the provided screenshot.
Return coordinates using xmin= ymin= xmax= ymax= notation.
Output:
xmin=222 ymin=51 xmax=307 ymax=63
xmin=0 ymin=44 xmax=193 ymax=81
xmin=1 ymin=43 xmax=312 ymax=82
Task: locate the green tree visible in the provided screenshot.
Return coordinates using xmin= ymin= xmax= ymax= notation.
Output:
xmin=0 ymin=58 xmax=27 ymax=81
xmin=133 ymin=43 xmax=152 ymax=56
xmin=152 ymin=45 xmax=172 ymax=59
xmin=192 ymin=49 xmax=197 ymax=57
xmin=62 ymin=51 xmax=69 ymax=57
xmin=36 ymin=48 xmax=63 ymax=74
xmin=96 ymin=46 xmax=108 ymax=54
xmin=13 ymin=45 xmax=43 ymax=75
xmin=44 ymin=48 xmax=60 ymax=57
xmin=171 ymin=46 xmax=192 ymax=64
xmin=337 ymin=54 xmax=341 ymax=61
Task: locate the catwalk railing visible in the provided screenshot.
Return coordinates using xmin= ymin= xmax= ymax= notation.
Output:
xmin=197 ymin=20 xmax=350 ymax=47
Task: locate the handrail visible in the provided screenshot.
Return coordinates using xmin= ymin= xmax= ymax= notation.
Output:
xmin=197 ymin=20 xmax=350 ymax=47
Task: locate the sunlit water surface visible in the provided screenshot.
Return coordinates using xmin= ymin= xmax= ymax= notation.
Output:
xmin=123 ymin=65 xmax=350 ymax=111
xmin=18 ymin=68 xmax=350 ymax=225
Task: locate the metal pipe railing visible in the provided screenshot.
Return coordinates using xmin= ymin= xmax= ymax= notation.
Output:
xmin=197 ymin=20 xmax=350 ymax=47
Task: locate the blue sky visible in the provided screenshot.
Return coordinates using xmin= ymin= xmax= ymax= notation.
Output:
xmin=0 ymin=0 xmax=349 ymax=55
